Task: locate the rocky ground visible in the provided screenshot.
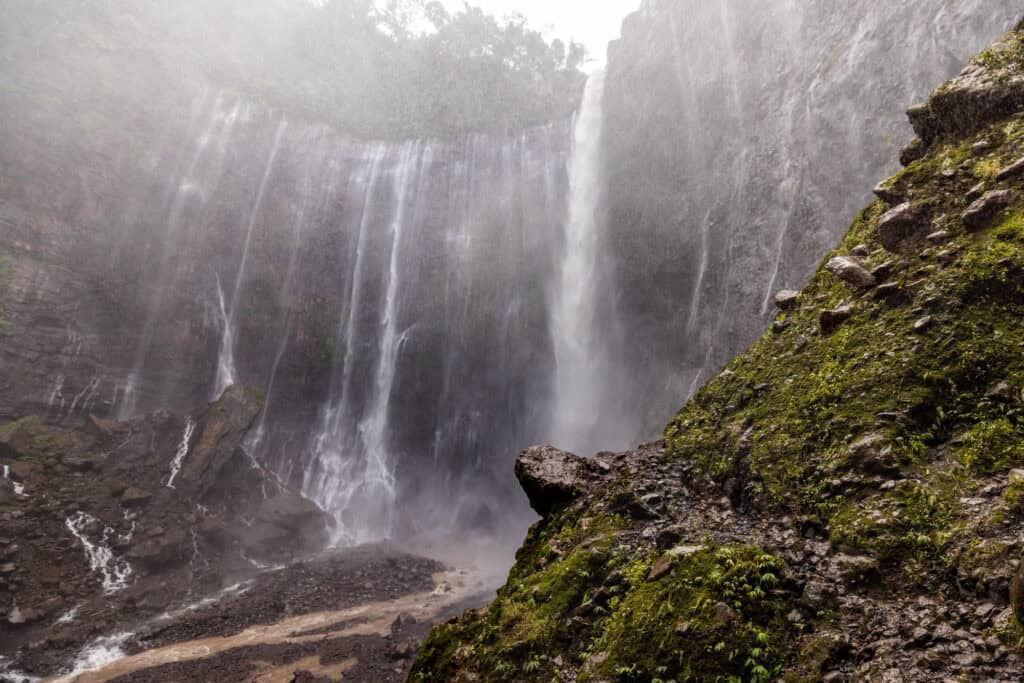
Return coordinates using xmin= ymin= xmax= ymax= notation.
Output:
xmin=0 ymin=383 xmax=476 ymax=681
xmin=29 ymin=546 xmax=484 ymax=683
xmin=411 ymin=20 xmax=1024 ymax=683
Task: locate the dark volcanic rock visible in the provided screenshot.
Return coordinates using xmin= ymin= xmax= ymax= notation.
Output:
xmin=877 ymin=203 xmax=927 ymax=252
xmin=177 ymin=385 xmax=263 ymax=498
xmin=962 ymin=190 xmax=1015 ymax=230
xmin=514 ymin=445 xmax=603 ymax=517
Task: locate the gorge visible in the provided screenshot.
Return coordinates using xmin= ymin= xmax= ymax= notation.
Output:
xmin=2 ymin=0 xmax=1024 ymax=681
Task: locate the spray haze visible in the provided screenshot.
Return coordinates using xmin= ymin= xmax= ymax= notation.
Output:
xmin=1 ymin=0 xmax=1020 ymax=566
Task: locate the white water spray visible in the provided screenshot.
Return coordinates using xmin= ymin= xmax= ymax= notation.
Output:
xmin=166 ymin=418 xmax=196 ymax=488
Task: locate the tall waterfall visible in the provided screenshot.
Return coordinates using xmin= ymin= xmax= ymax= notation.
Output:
xmin=548 ymin=71 xmax=619 ymax=456
xmin=6 ymin=1 xmax=1019 ymax=550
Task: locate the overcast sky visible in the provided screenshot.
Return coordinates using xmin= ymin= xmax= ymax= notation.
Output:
xmin=444 ymin=0 xmax=641 ymax=67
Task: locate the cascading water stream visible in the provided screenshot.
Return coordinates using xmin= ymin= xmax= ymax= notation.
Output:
xmin=303 ymin=142 xmax=426 ymax=544
xmin=2 ymin=465 xmax=26 ymax=497
xmin=65 ymin=512 xmax=133 ymax=594
xmin=213 ymin=119 xmax=288 ymax=400
xmin=119 ymin=93 xmax=243 ymax=419
xmin=548 ymin=71 xmax=611 ymax=455
xmin=166 ymin=418 xmax=196 ymax=489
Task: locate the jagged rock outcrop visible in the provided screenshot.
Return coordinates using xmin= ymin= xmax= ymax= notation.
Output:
xmin=909 ymin=27 xmax=1024 ymax=146
xmin=178 ymin=384 xmax=263 ymax=497
xmin=412 ymin=22 xmax=1024 ymax=682
xmin=514 ymin=446 xmax=606 ymax=517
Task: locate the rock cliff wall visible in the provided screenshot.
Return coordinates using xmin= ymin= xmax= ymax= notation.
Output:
xmin=598 ymin=0 xmax=1022 ymax=433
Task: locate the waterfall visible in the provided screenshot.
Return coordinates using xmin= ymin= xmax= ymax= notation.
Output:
xmin=212 ymin=274 xmax=238 ymax=397
xmin=548 ymin=71 xmax=613 ymax=456
xmin=213 ymin=119 xmax=288 ymax=400
xmin=65 ymin=512 xmax=134 ymax=594
xmin=166 ymin=418 xmax=196 ymax=489
xmin=118 ymin=92 xmax=244 ymax=420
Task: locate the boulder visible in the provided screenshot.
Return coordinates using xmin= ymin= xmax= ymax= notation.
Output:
xmin=256 ymin=493 xmax=329 ymax=533
xmin=873 ymin=179 xmax=903 ymax=204
xmin=120 ymin=487 xmax=152 ymax=508
xmin=997 ymin=157 xmax=1024 ymax=182
xmin=774 ymin=290 xmax=800 ymax=311
xmin=515 ymin=445 xmax=604 ymax=516
xmin=127 ymin=528 xmax=189 ymax=571
xmin=908 ymin=31 xmax=1024 ymax=145
xmin=819 ymin=305 xmax=854 ymax=334
xmin=899 ymin=138 xmax=927 ymax=167
xmin=876 ymin=203 xmax=925 ymax=252
xmin=825 ymin=257 xmax=877 ymax=289
xmin=61 ymin=453 xmax=105 ymax=472
xmin=177 ymin=385 xmax=263 ymax=498
xmin=847 ymin=434 xmax=899 ymax=475
xmin=962 ymin=190 xmax=1014 ymax=230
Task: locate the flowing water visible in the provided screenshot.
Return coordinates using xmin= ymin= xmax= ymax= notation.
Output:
xmin=6 ymin=3 xmax=1018 ymax=549
xmin=165 ymin=418 xmax=196 ymax=489
xmin=548 ymin=71 xmax=623 ymax=455
xmin=65 ymin=513 xmax=134 ymax=595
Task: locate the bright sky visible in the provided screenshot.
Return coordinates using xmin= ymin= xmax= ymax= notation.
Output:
xmin=446 ymin=0 xmax=641 ymax=67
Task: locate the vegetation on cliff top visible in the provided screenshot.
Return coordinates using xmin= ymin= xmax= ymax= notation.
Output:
xmin=3 ymin=0 xmax=585 ymax=139
xmin=411 ymin=22 xmax=1024 ymax=683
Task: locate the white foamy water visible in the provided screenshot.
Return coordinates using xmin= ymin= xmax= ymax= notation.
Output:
xmin=165 ymin=417 xmax=196 ymax=488
xmin=52 ymin=631 xmax=134 ymax=683
xmin=65 ymin=512 xmax=133 ymax=594
xmin=2 ymin=464 xmax=26 ymax=497
xmin=55 ymin=604 xmax=82 ymax=625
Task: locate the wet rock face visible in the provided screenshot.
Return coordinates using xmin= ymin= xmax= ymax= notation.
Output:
xmin=514 ymin=445 xmax=605 ymax=517
xmin=601 ymin=1 xmax=1018 ymax=408
xmin=178 ymin=384 xmax=263 ymax=498
xmin=0 ymin=385 xmax=331 ymax=671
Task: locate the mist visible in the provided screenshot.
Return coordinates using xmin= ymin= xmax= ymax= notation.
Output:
xmin=1 ymin=0 xmax=1021 ymax=680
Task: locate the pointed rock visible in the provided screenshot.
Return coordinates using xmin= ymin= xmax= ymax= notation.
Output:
xmin=515 ymin=445 xmax=604 ymax=517
xmin=873 ymin=179 xmax=903 ymax=205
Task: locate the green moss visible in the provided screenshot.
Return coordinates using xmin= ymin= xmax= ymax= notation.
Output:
xmin=959 ymin=418 xmax=1024 ymax=474
xmin=585 ymin=545 xmax=791 ymax=683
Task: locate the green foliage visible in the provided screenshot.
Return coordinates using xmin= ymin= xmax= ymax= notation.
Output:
xmin=6 ymin=0 xmax=585 ymax=140
xmin=584 ymin=546 xmax=791 ymax=683
xmin=959 ymin=418 xmax=1024 ymax=474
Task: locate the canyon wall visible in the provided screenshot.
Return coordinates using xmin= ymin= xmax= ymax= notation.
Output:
xmin=599 ymin=0 xmax=1022 ymax=433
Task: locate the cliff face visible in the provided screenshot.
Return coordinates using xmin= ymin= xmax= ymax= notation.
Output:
xmin=597 ymin=0 xmax=1022 ymax=433
xmin=0 ymin=26 xmax=572 ymax=540
xmin=411 ymin=22 xmax=1024 ymax=682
